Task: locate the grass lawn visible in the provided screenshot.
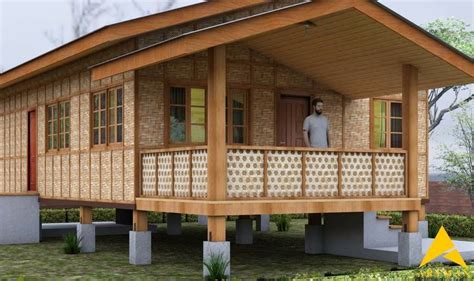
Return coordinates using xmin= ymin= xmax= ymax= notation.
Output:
xmin=0 ymin=219 xmax=416 ymax=280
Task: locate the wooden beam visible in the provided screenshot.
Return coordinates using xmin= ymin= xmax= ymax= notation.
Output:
xmin=402 ymin=64 xmax=419 ymax=233
xmin=133 ymin=210 xmax=148 ymax=232
xmin=136 ymin=197 xmax=421 ymax=216
xmin=80 ymin=206 xmax=93 ymax=224
xmin=207 ymin=216 xmax=226 ymax=242
xmin=0 ymin=0 xmax=268 ymax=89
xmin=207 ymin=46 xmax=227 ymax=201
xmin=90 ymin=1 xmax=354 ymax=80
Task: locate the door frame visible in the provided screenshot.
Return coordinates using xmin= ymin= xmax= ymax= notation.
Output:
xmin=27 ymin=109 xmax=37 ymax=192
xmin=275 ymin=89 xmax=312 ymax=147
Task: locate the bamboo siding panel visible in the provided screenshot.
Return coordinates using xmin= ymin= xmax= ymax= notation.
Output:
xmin=70 ymin=96 xmax=80 ymax=150
xmin=38 ymin=156 xmax=45 ymax=195
xmin=305 ymin=151 xmax=339 ymax=197
xmin=418 ymin=154 xmax=427 ymax=198
xmin=45 ymin=155 xmax=53 ymax=197
xmin=79 ymin=94 xmax=90 ymax=150
xmin=53 ymin=155 xmax=61 ymax=196
xmin=90 ymin=152 xmax=100 ymax=200
xmin=124 ymin=149 xmax=135 ymax=201
xmin=112 ymin=150 xmax=124 ymax=201
xmin=101 ymin=151 xmax=112 ymax=200
xmin=61 ymin=155 xmax=70 ymax=198
xmin=70 ymin=153 xmax=80 ymax=198
xmin=227 ymin=149 xmax=264 ymax=198
xmin=123 ymin=80 xmax=135 ymax=146
xmin=80 ymin=152 xmax=90 ymax=199
xmin=37 ymin=106 xmax=45 ymax=155
xmin=340 ymin=152 xmax=373 ymax=197
xmin=374 ymin=153 xmax=405 ymax=196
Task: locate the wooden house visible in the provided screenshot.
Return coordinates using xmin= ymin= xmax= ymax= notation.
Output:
xmin=0 ymin=0 xmax=473 ymax=274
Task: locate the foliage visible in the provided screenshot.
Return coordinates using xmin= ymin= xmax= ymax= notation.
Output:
xmin=203 ymin=252 xmax=230 ymax=281
xmin=423 ymin=19 xmax=474 ymax=133
xmin=436 ymin=106 xmax=474 ymax=201
xmin=273 ymin=215 xmax=292 ymax=232
xmin=63 ymin=233 xmax=81 ymax=254
xmin=378 ymin=212 xmax=474 ymax=238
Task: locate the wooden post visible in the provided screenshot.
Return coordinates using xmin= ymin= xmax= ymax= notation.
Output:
xmin=419 ymin=204 xmax=426 ymax=221
xmin=80 ymin=206 xmax=92 ymax=224
xmin=402 ymin=64 xmax=419 ymax=233
xmin=208 ymin=216 xmax=226 ymax=242
xmin=133 ymin=210 xmax=148 ymax=232
xmin=207 ymin=45 xmax=227 ymax=201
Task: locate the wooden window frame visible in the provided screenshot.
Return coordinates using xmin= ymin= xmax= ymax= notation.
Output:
xmin=91 ymin=85 xmax=124 ymax=147
xmin=226 ymin=88 xmax=250 ymax=145
xmin=46 ymin=100 xmax=70 ymax=152
xmin=371 ymin=98 xmax=404 ymax=150
xmin=167 ymin=85 xmax=208 ymax=146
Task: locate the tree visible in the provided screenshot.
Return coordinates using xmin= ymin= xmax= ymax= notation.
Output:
xmin=436 ymin=105 xmax=474 ymax=204
xmin=424 ymin=18 xmax=474 ymax=135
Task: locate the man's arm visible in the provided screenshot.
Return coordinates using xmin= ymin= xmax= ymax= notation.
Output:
xmin=303 ymin=129 xmax=310 ymax=147
xmin=326 ymin=118 xmax=330 ymax=147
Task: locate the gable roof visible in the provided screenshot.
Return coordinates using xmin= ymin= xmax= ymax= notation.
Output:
xmin=89 ymin=0 xmax=474 ymax=98
xmin=0 ymin=0 xmax=267 ymax=89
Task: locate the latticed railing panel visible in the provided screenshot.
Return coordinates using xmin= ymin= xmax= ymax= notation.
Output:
xmin=173 ymin=151 xmax=190 ymax=198
xmin=157 ymin=152 xmax=173 ymax=196
xmin=141 ymin=153 xmax=157 ymax=196
xmin=305 ymin=151 xmax=339 ymax=197
xmin=227 ymin=149 xmax=264 ymax=198
xmin=341 ymin=152 xmax=372 ymax=196
xmin=192 ymin=149 xmax=208 ymax=198
xmin=267 ymin=150 xmax=302 ymax=197
xmin=374 ymin=153 xmax=405 ymax=196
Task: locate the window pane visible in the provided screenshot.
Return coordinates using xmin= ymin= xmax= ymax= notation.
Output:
xmin=191 ymin=107 xmax=205 ymax=124
xmin=59 ymin=135 xmax=63 ymax=148
xmin=374 ymin=130 xmax=386 ymax=148
xmin=65 ymin=133 xmax=70 ymax=148
xmin=391 ymin=102 xmax=402 ymax=118
xmin=374 ymin=100 xmax=386 ymax=118
xmin=94 ymin=112 xmax=99 ymax=127
xmin=117 ymin=108 xmax=123 ymax=124
xmin=232 ymin=93 xmax=245 ymax=109
xmin=233 ymin=127 xmax=244 ymax=144
xmin=170 ymin=106 xmax=185 ymax=123
xmin=171 ymin=87 xmax=186 ymax=105
xmin=65 ymin=118 xmax=70 ymax=132
xmin=391 ymin=134 xmax=402 ymax=148
xmin=391 ymin=118 xmax=402 ymax=133
xmin=374 ymin=117 xmax=386 ymax=134
xmin=65 ymin=102 xmax=70 ymax=117
xmin=94 ymin=95 xmax=99 ymax=110
xmin=191 ymin=125 xmax=205 ymax=143
xmin=53 ymin=120 xmax=58 ymax=134
xmin=109 ymin=109 xmax=116 ymax=125
xmin=191 ymin=88 xmax=205 ymax=106
xmin=170 ymin=123 xmax=185 ymax=143
xmin=59 ymin=103 xmax=65 ymax=117
xmin=100 ymin=93 xmax=106 ymax=109
xmin=53 ymin=135 xmax=58 ymax=149
xmin=117 ymin=88 xmax=123 ymax=106
xmin=117 ymin=125 xmax=123 ymax=143
xmin=100 ymin=110 xmax=106 ymax=126
xmin=60 ymin=119 xmax=65 ymax=132
xmin=93 ymin=129 xmax=99 ymax=145
xmin=109 ymin=127 xmax=115 ymax=143
xmin=109 ymin=91 xmax=116 ymax=107
xmin=233 ymin=110 xmax=244 ymax=126
xmin=100 ymin=128 xmax=106 ymax=144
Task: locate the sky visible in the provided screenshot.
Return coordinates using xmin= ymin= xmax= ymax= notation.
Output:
xmin=0 ymin=0 xmax=473 ymax=173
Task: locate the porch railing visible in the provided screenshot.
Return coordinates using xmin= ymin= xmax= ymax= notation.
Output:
xmin=140 ymin=145 xmax=406 ymax=199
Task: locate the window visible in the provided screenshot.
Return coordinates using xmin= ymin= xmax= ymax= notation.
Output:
xmin=226 ymin=89 xmax=249 ymax=144
xmin=373 ymin=99 xmax=403 ymax=149
xmin=47 ymin=101 xmax=70 ymax=150
xmin=92 ymin=87 xmax=123 ymax=145
xmin=169 ymin=86 xmax=206 ymax=144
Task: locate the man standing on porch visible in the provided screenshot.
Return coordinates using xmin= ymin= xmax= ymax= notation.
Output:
xmin=303 ymin=98 xmax=330 ymax=148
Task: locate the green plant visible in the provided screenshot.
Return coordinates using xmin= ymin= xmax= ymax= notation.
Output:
xmin=63 ymin=233 xmax=81 ymax=254
xmin=203 ymin=252 xmax=230 ymax=281
xmin=274 ymin=215 xmax=291 ymax=232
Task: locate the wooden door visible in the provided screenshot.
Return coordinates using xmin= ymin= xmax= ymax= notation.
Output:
xmin=277 ymin=96 xmax=309 ymax=147
xmin=28 ymin=111 xmax=37 ymax=191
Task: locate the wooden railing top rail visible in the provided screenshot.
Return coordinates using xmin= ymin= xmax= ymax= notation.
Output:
xmin=140 ymin=145 xmax=407 ymax=155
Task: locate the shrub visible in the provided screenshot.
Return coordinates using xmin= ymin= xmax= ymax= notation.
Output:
xmin=203 ymin=252 xmax=230 ymax=281
xmin=63 ymin=233 xmax=81 ymax=254
xmin=273 ymin=215 xmax=291 ymax=232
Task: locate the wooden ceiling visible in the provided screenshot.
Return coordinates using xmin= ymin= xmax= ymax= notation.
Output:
xmin=243 ymin=8 xmax=474 ymax=99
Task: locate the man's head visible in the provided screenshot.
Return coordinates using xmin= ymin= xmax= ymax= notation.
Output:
xmin=312 ymin=98 xmax=324 ymax=115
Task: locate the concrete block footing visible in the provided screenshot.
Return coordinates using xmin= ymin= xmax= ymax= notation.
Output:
xmin=203 ymin=241 xmax=230 ymax=278
xmin=129 ymin=231 xmax=152 ymax=265
xmin=166 ymin=213 xmax=182 ymax=235
xmin=77 ymin=224 xmax=96 ymax=253
xmin=419 ymin=220 xmax=428 ymax=238
xmin=0 ymin=195 xmax=40 ymax=245
xmin=305 ymin=224 xmax=323 ymax=254
xmin=256 ymin=215 xmax=270 ymax=232
xmin=236 ymin=219 xmax=253 ymax=245
xmin=398 ymin=232 xmax=422 ymax=267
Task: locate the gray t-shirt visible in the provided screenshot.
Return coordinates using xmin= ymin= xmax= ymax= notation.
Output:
xmin=303 ymin=114 xmax=329 ymax=148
